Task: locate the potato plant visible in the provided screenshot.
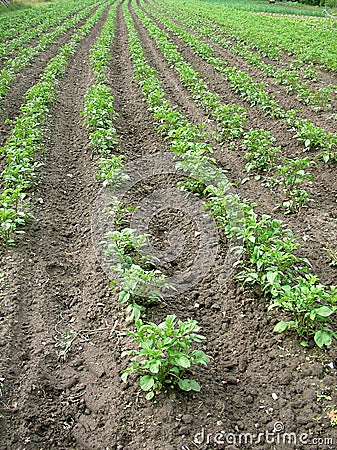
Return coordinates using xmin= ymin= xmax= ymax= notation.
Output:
xmin=121 ymin=315 xmax=210 ymax=400
xmin=0 ymin=4 xmax=106 ymax=242
xmin=125 ymin=3 xmax=337 ymax=348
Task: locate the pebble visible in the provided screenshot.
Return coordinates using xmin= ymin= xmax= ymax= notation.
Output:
xmin=272 ymin=392 xmax=278 ymax=401
xmin=181 ymin=414 xmax=192 ymax=424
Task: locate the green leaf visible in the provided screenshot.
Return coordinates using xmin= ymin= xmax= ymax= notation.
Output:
xmin=274 ymin=321 xmax=296 ymax=333
xmin=140 ymin=375 xmax=155 ymax=391
xmin=173 ymin=355 xmax=190 ymax=368
xmin=304 ymin=139 xmax=311 ymax=148
xmin=165 ymin=315 xmax=176 ymax=328
xmin=145 ymin=391 xmax=154 ymax=400
xmin=314 ymin=330 xmax=332 ymax=348
xmin=314 ymin=306 xmax=334 ymax=318
xmin=189 ymin=379 xmax=201 ymax=392
xmin=149 ymin=360 xmax=161 ymax=374
xmin=191 ymin=350 xmax=210 ymax=365
xmin=266 ymin=271 xmax=277 ymax=285
xmin=119 ymin=290 xmax=130 ymax=304
xmin=178 ymin=378 xmax=201 ymax=392
xmin=322 ymin=153 xmax=329 ymax=163
xmin=121 ymin=371 xmax=129 ymax=383
xmin=178 ymin=379 xmax=192 ymax=391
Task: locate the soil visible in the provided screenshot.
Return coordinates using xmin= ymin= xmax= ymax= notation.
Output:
xmin=0 ymin=1 xmax=337 ymax=450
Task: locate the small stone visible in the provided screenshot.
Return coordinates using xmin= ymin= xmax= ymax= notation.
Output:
xmin=297 ymin=416 xmax=309 ymax=425
xmin=272 ymin=392 xmax=278 ymax=401
xmin=182 ymin=414 xmax=192 ymax=424
xmin=225 ymin=376 xmax=238 ymax=385
xmin=245 ymin=395 xmax=254 ymax=404
xmin=211 ymin=303 xmax=220 ymax=310
xmin=238 ymin=357 xmax=247 ymax=373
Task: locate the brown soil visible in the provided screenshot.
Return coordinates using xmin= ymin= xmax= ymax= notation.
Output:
xmin=0 ymin=1 xmax=337 ymax=450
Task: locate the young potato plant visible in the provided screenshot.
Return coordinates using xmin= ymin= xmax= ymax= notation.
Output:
xmin=82 ymin=84 xmax=117 ymax=153
xmin=148 ymin=4 xmax=336 ymax=152
xmin=112 ymin=264 xmax=167 ymax=322
xmin=270 ymin=157 xmax=315 ymax=213
xmin=273 ymin=276 xmax=337 ymax=348
xmin=125 ymin=4 xmax=337 ymax=348
xmin=103 ymin=228 xmax=168 ymax=321
xmin=121 ymin=315 xmax=210 ymax=400
xmin=104 ymin=196 xmax=135 ymax=228
xmin=97 ymin=156 xmax=129 ymax=187
xmin=103 ymin=228 xmax=154 ymax=269
xmin=237 ymin=213 xmax=310 ymax=297
xmin=0 ymin=5 xmax=106 ymax=243
xmin=241 ymin=129 xmax=281 ymax=180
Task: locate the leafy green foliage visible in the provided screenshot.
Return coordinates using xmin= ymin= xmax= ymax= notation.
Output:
xmin=124 ymin=1 xmax=337 ymax=348
xmin=0 ymin=2 xmax=106 ymax=243
xmin=0 ymin=1 xmax=99 ymax=100
xmin=121 ymin=315 xmax=210 ymax=399
xmin=242 ymin=129 xmax=280 ymax=177
xmin=272 ymin=276 xmax=337 ymax=347
xmin=270 ymin=157 xmax=315 ymax=213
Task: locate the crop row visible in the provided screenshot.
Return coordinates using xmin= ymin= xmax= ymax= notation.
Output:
xmin=124 ymin=2 xmax=337 ymax=349
xmin=154 ymin=0 xmax=337 ymax=71
xmin=0 ymin=0 xmax=74 ymax=42
xmin=151 ymin=3 xmax=336 ymax=110
xmin=0 ymin=0 xmax=104 ymax=102
xmin=133 ymin=2 xmax=318 ymax=214
xmin=81 ymin=0 xmax=210 ymax=400
xmin=0 ymin=0 xmax=94 ymax=62
xmin=0 ymin=2 xmax=107 ymax=243
xmin=142 ymin=0 xmax=337 ymax=162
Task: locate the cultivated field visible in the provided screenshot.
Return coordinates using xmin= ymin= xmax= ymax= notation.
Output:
xmin=0 ymin=0 xmax=337 ymax=448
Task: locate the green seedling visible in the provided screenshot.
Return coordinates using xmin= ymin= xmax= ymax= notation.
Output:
xmin=242 ymin=129 xmax=281 ymax=178
xmin=273 ymin=275 xmax=337 ymax=347
xmin=102 ymin=228 xmax=154 ymax=269
xmin=271 ymin=157 xmax=315 ymax=213
xmin=121 ymin=315 xmax=210 ymax=399
xmin=104 ymin=196 xmax=135 ymax=227
xmin=97 ymin=156 xmax=129 ymax=187
xmin=111 ymin=264 xmax=168 ymax=322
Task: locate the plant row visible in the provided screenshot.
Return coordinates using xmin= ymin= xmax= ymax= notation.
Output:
xmin=0 ymin=0 xmax=93 ymax=62
xmin=81 ymin=1 xmax=210 ymax=401
xmin=0 ymin=0 xmax=103 ymax=101
xmin=124 ymin=2 xmax=337 ymax=349
xmin=133 ymin=2 xmax=318 ymax=215
xmin=154 ymin=4 xmax=335 ymax=110
xmin=142 ymin=0 xmax=337 ymax=162
xmin=0 ymin=0 xmax=72 ymax=42
xmin=0 ymin=3 xmax=108 ymax=243
xmin=153 ymin=0 xmax=337 ymax=72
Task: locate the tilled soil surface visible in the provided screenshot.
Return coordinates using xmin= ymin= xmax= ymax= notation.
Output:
xmin=0 ymin=1 xmax=337 ymax=449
